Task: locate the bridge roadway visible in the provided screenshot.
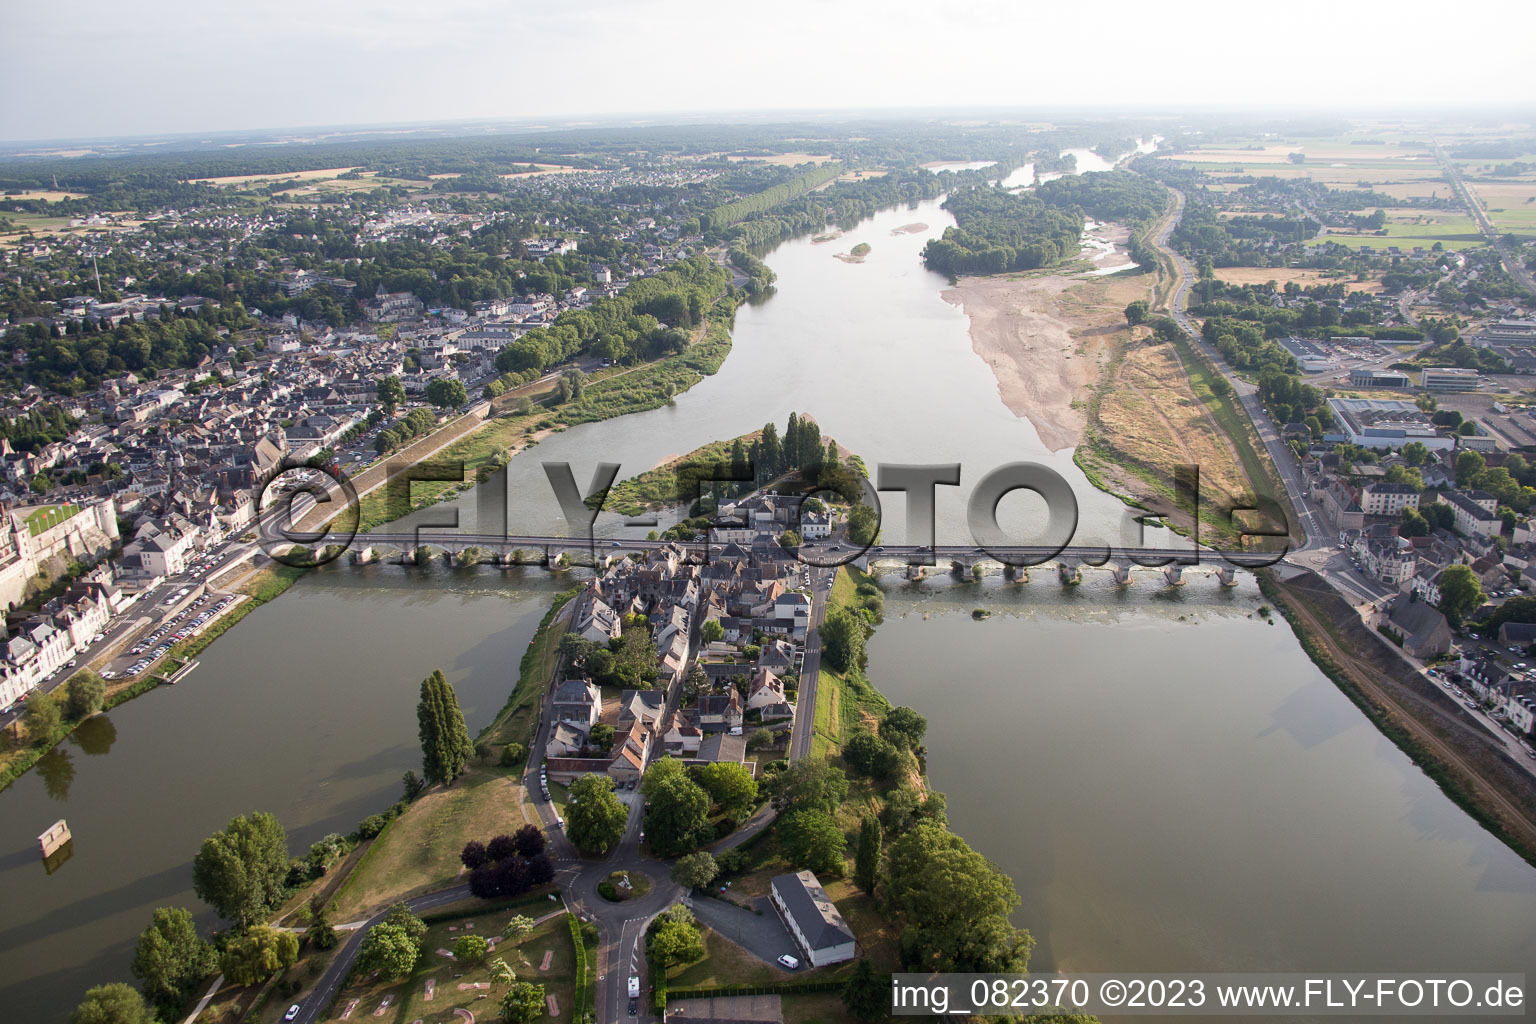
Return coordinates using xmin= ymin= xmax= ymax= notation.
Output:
xmin=326 ymin=530 xmax=1286 ymax=568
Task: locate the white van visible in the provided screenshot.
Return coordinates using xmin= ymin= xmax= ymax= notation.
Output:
xmin=776 ymin=954 xmax=800 ymax=970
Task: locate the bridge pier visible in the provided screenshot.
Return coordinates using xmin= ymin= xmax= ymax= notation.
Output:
xmin=1214 ymin=565 xmax=1239 ymax=587
xmin=906 ymin=565 xmax=925 ymax=582
xmin=1163 ymin=564 xmax=1185 ymax=586
xmin=1004 ymin=564 xmax=1027 ymax=583
xmin=1109 ymin=561 xmax=1132 ymax=586
xmin=351 ymin=546 xmax=378 ymax=565
xmin=1057 ymin=558 xmax=1081 ymax=586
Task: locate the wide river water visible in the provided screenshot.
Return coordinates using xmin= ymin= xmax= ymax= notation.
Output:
xmin=2 ymin=158 xmax=1533 ymax=1021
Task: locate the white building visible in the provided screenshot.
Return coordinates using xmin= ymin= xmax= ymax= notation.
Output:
xmin=1359 ymin=482 xmax=1420 ymax=517
xmin=771 ymin=870 xmax=856 ymax=968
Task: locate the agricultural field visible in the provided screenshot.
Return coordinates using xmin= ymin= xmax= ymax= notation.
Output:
xmin=723 ymin=151 xmax=833 ymax=165
xmin=1467 ymin=180 xmax=1536 ymax=236
xmin=1212 ymin=267 xmax=1383 ymax=293
xmin=1308 ymin=208 xmax=1484 ymax=251
xmin=0 ymin=189 xmax=86 ymax=201
xmin=1173 ymin=141 xmax=1448 ymax=194
xmin=186 ymin=165 xmax=361 ymax=185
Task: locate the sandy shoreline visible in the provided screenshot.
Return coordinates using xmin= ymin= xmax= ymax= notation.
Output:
xmin=941 ymin=221 xmax=1143 ymax=451
xmin=942 ymin=275 xmax=1097 ymax=451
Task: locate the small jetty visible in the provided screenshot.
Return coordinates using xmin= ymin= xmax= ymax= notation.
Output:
xmin=40 ymin=819 xmax=74 ymax=871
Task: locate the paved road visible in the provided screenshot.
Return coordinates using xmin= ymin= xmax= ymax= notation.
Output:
xmin=1153 ymin=186 xmax=1322 ymax=554
xmin=290 ymin=884 xmax=473 ymax=1024
xmin=687 ymin=893 xmax=796 ymax=967
xmin=1 ymin=543 xmax=249 ymax=726
xmin=1435 ymin=144 xmax=1536 ymax=296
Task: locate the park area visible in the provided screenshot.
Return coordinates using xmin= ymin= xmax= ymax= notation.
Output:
xmin=317 ymin=901 xmax=575 ymax=1024
xmin=331 ymin=769 xmax=535 ymax=920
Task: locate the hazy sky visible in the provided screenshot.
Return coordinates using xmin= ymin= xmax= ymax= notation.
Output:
xmin=4 ymin=0 xmax=1533 ymax=142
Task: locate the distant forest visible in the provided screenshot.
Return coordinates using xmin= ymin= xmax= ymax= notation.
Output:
xmin=922 ymin=170 xmax=1167 ymax=276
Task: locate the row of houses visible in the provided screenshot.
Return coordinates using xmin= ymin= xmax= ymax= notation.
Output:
xmin=545 ymin=494 xmax=821 ymax=784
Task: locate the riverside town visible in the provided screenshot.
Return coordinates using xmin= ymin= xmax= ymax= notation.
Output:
xmin=2 ymin=3 xmax=1535 ymax=1024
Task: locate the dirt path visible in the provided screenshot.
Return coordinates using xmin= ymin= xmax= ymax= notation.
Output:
xmin=1275 ymin=580 xmax=1536 ymax=858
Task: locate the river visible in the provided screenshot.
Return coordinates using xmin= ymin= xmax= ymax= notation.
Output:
xmin=3 ymin=150 xmax=1533 ymax=1021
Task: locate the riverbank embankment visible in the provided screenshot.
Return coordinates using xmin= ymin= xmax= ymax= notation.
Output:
xmin=1263 ymin=568 xmax=1536 ymax=867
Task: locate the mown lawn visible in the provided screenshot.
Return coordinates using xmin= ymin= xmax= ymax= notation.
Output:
xmin=331 ymin=767 xmax=533 ymax=919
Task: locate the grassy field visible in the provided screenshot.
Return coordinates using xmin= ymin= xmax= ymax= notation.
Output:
xmin=602 ymin=431 xmax=759 ymax=517
xmin=809 ymin=567 xmax=889 ymax=759
xmin=1468 ymin=179 xmax=1536 ymax=236
xmin=315 ymin=903 xmax=574 ymax=1024
xmin=1212 ymin=267 xmax=1382 ymax=293
xmin=351 ymin=319 xmax=733 ymax=531
xmin=331 ymin=767 xmax=533 ymax=918
xmin=476 ymin=589 xmax=576 ymax=753
xmin=24 ymin=503 xmax=81 ymax=535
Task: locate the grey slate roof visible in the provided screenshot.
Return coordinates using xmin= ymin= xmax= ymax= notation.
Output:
xmin=772 ymin=870 xmax=854 ymax=952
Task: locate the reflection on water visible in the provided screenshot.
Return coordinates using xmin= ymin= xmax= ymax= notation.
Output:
xmin=0 ymin=563 xmax=577 ymax=1022
xmin=867 ymin=575 xmax=1536 ymax=1008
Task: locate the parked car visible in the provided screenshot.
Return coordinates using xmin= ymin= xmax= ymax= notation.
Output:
xmin=777 ymin=954 xmax=801 ymax=970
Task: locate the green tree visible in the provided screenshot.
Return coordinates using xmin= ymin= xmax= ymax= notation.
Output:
xmin=454 ymin=934 xmax=490 ymax=963
xmin=671 ymin=851 xmax=720 ymax=890
xmin=25 ymin=693 xmax=62 ymax=745
xmin=647 ymin=904 xmax=704 ymax=969
xmin=886 ymin=822 xmax=1032 ymax=973
xmin=770 ymin=756 xmax=848 ymax=815
xmin=1124 ymin=300 xmax=1149 ymax=326
xmin=377 ymin=375 xmax=405 ymax=413
xmin=854 ymin=815 xmax=882 ymax=895
xmin=69 ymin=983 xmax=155 ymax=1024
xmin=843 ymin=731 xmax=904 ymax=780
xmin=700 ymin=618 xmax=724 ymax=644
xmin=65 ymin=671 xmax=107 ymax=719
xmin=501 ymin=981 xmax=547 ymax=1024
xmin=1398 ymin=507 xmax=1430 ymax=538
xmin=426 ymin=377 xmax=469 ymax=408
xmin=841 ymin=958 xmax=887 ymax=1021
xmin=305 ymin=895 xmax=338 ymax=950
xmin=1401 ymin=441 xmax=1429 ymax=467
xmin=780 ymin=809 xmax=847 ymax=875
xmin=488 ymin=956 xmax=516 ymax=989
xmin=1455 ymin=449 xmax=1486 ymax=487
xmin=505 ymin=914 xmax=536 ymax=943
xmin=219 ymin=925 xmax=299 ymax=986
xmin=1438 ymin=564 xmax=1485 ymax=624
xmin=694 ymin=761 xmax=757 ymax=818
xmin=192 ymin=811 xmax=289 ymax=928
xmin=846 ymin=503 xmax=878 ymax=546
xmin=1423 ymin=501 xmax=1456 ymax=530
xmin=130 ymin=907 xmax=216 ymax=1009
xmin=820 ymin=605 xmax=866 ymax=673
xmin=642 ymin=760 xmax=713 ymax=857
xmin=356 ymin=921 xmax=420 ymax=980
xmin=880 ymin=706 xmax=927 ymax=751
xmin=565 ymin=774 xmax=628 ymax=854
xmin=417 ymin=668 xmax=474 ymax=787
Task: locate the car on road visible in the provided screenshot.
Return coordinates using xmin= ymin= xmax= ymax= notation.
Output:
xmin=284 ymin=1006 xmax=302 ymax=1022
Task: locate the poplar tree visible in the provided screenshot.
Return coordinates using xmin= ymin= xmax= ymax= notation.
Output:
xmin=417 ymin=669 xmax=474 ymax=786
xmin=855 ymin=815 xmax=882 ymax=894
